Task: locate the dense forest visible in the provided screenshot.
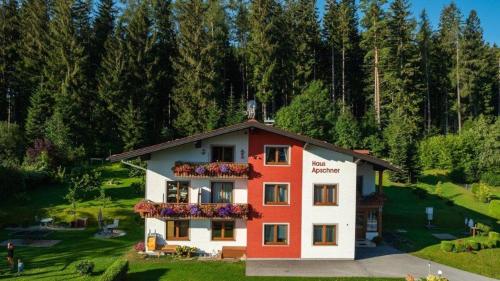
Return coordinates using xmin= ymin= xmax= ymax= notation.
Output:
xmin=0 ymin=0 xmax=498 ymax=189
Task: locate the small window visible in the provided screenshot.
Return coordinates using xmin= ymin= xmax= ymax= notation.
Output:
xmin=313 ymin=225 xmax=337 ymax=245
xmin=313 ymin=184 xmax=338 ymax=205
xmin=167 ymin=181 xmax=189 ymax=203
xmin=264 ymin=184 xmax=289 ymax=205
xmin=357 ymin=176 xmax=364 ymax=197
xmin=265 ymin=146 xmax=289 ymax=165
xmin=212 ymin=221 xmax=235 ymax=240
xmin=166 ymin=220 xmax=189 ymax=240
xmin=211 ymin=146 xmax=234 ymax=162
xmin=264 ymin=224 xmax=288 ymax=245
xmin=211 ymin=182 xmax=233 ymax=203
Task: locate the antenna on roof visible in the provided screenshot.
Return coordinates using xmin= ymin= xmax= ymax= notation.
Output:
xmin=246 ymin=100 xmax=256 ymax=119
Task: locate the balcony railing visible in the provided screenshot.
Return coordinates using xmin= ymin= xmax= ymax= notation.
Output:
xmin=172 ymin=161 xmax=249 ymax=179
xmin=134 ymin=200 xmax=251 ymax=220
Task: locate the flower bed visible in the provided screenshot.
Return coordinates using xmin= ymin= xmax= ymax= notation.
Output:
xmin=172 ymin=162 xmax=249 ymax=178
xmin=133 ymin=200 xmax=251 ymax=219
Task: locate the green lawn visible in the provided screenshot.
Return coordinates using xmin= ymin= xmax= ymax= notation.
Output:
xmin=383 ymin=169 xmax=500 ymax=279
xmin=126 ymin=253 xmax=401 ymax=281
xmin=1 ymin=165 xmax=498 ymax=280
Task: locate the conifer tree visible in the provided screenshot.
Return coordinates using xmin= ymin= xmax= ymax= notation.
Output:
xmin=173 ymin=0 xmax=225 ymax=135
xmin=16 ymin=0 xmax=49 ymax=127
xmin=0 ymin=0 xmax=20 ymax=124
xmin=91 ymin=0 xmax=115 ymax=72
xmin=247 ymin=0 xmax=282 ymax=120
xmin=25 ymin=85 xmax=52 ymax=141
xmin=229 ymin=0 xmax=251 ymax=101
xmin=417 ymin=10 xmax=433 ymax=133
xmin=323 ymin=0 xmax=341 ymax=102
xmin=360 ymin=0 xmax=388 ymax=126
xmin=285 ymin=0 xmax=321 ymax=92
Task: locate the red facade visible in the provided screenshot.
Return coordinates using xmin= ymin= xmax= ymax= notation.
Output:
xmin=247 ymin=128 xmax=304 ymax=258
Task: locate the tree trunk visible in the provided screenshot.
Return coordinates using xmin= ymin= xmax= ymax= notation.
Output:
xmin=342 ymin=45 xmax=346 ymax=112
xmin=456 ymin=36 xmax=461 ymax=133
xmin=425 ymin=50 xmax=431 ymax=133
xmin=374 ymin=46 xmax=381 ymax=126
xmin=331 ymin=45 xmax=335 ymax=102
xmin=262 ymin=102 xmax=267 ymax=121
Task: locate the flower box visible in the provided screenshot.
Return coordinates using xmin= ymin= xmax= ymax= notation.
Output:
xmin=172 ymin=162 xmax=250 ymax=178
xmin=133 ymin=201 xmax=251 ymax=220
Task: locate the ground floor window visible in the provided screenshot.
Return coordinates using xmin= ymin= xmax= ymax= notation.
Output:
xmin=166 ymin=220 xmax=189 ymax=240
xmin=211 ymin=220 xmax=235 ymax=240
xmin=313 ymin=224 xmax=337 ymax=245
xmin=263 ymin=224 xmax=288 ymax=245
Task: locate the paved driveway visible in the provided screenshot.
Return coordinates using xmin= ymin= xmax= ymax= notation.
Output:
xmin=246 ymin=246 xmax=498 ymax=281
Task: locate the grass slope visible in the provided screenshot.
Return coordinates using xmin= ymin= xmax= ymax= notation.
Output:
xmin=383 ymin=170 xmax=500 ymax=279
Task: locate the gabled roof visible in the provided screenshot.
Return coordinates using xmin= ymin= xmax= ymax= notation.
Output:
xmin=107 ymin=119 xmax=400 ymax=171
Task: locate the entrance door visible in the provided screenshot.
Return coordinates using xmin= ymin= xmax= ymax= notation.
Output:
xmin=355 ymin=213 xmax=365 ymax=240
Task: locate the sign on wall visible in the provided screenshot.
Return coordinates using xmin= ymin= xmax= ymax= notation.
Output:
xmin=311 ymin=160 xmax=340 ymax=174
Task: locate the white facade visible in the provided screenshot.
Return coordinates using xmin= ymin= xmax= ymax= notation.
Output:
xmin=144 ymin=131 xmax=249 ymax=254
xmin=300 ymin=145 xmax=357 ymax=259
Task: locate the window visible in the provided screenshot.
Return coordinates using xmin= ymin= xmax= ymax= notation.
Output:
xmin=166 ymin=220 xmax=189 ymax=240
xmin=356 ymin=176 xmax=364 ymax=197
xmin=211 ymin=146 xmax=234 ymax=162
xmin=211 ymin=182 xmax=233 ymax=203
xmin=166 ymin=181 xmax=189 ymax=203
xmin=313 ymin=184 xmax=338 ymax=205
xmin=264 ymin=184 xmax=289 ymax=205
xmin=265 ymin=146 xmax=289 ymax=165
xmin=313 ymin=225 xmax=337 ymax=245
xmin=264 ymin=224 xmax=288 ymax=245
xmin=212 ymin=221 xmax=235 ymax=240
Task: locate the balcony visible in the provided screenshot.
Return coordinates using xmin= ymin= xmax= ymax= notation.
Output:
xmin=172 ymin=161 xmax=249 ymax=179
xmin=134 ymin=200 xmax=251 ymax=220
xmin=357 ymin=193 xmax=385 ymax=209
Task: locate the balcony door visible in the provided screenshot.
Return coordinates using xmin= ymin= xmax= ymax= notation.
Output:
xmin=211 ymin=182 xmax=233 ymax=203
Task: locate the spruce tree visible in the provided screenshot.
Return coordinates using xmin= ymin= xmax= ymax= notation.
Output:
xmin=173 ymin=0 xmax=224 ymax=135
xmin=25 ymin=85 xmax=52 ymax=142
xmin=360 ymin=0 xmax=388 ymax=126
xmin=0 ymin=0 xmax=20 ymax=123
xmin=323 ymin=0 xmax=341 ymax=102
xmin=16 ymin=0 xmax=49 ymax=127
xmin=247 ymin=0 xmax=282 ymax=120
xmin=417 ymin=10 xmax=433 ymax=133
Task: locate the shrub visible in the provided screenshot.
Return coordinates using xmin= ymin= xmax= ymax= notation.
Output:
xmin=70 ymin=170 xmax=102 ymax=200
xmin=75 ymin=260 xmax=94 ymax=275
xmin=473 ymin=183 xmax=493 ymax=203
xmin=99 ymin=259 xmax=128 ymax=281
xmin=476 ymin=222 xmax=491 ymax=235
xmin=484 ymin=239 xmax=498 ymax=249
xmin=489 ymin=200 xmax=500 ymax=219
xmin=466 ymin=240 xmax=480 ymax=251
xmin=0 ymin=122 xmax=24 ymax=165
xmin=440 ymin=241 xmax=454 ymax=252
xmin=131 ymin=179 xmax=145 ymax=194
xmin=134 ymin=241 xmax=145 ymax=252
xmin=425 ymin=274 xmax=449 ymax=281
xmin=175 ymin=246 xmax=197 ymax=258
xmin=0 ymin=165 xmax=26 ymax=197
xmin=488 ymin=231 xmax=500 ymax=241
xmin=454 ymin=240 xmax=466 ymax=252
xmin=481 ymin=171 xmax=500 ymax=187
xmin=448 ymin=168 xmax=466 ymax=184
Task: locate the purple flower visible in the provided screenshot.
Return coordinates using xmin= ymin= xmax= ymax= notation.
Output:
xmin=189 ymin=205 xmax=201 ymax=216
xmin=161 ymin=207 xmax=176 ymax=216
xmin=195 ymin=166 xmax=206 ymax=175
xmin=220 ymin=164 xmax=230 ymax=174
xmin=217 ymin=204 xmax=233 ymax=217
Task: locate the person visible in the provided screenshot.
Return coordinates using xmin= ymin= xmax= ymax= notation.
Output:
xmin=6 ymin=242 xmax=14 ymax=270
xmin=16 ymin=259 xmax=24 ymax=276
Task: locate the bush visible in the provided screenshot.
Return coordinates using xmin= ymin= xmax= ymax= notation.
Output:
xmin=472 ymin=183 xmax=493 ymax=203
xmin=483 ymin=239 xmax=498 ymax=249
xmin=488 ymin=231 xmax=500 ymax=241
xmin=454 ymin=240 xmax=466 ymax=252
xmin=99 ymin=259 xmax=128 ymax=281
xmin=75 ymin=260 xmax=94 ymax=275
xmin=476 ymin=222 xmax=491 ymax=235
xmin=134 ymin=241 xmax=145 ymax=252
xmin=0 ymin=122 xmax=24 ymax=165
xmin=0 ymin=165 xmax=26 ymax=197
xmin=489 ymin=200 xmax=500 ymax=219
xmin=131 ymin=179 xmax=145 ymax=194
xmin=481 ymin=171 xmax=500 ymax=187
xmin=23 ymin=168 xmax=52 ymax=187
xmin=175 ymin=246 xmax=197 ymax=258
xmin=440 ymin=241 xmax=454 ymax=252
xmin=448 ymin=168 xmax=466 ymax=184
xmin=70 ymin=170 xmax=102 ymax=200
xmin=466 ymin=240 xmax=480 ymax=251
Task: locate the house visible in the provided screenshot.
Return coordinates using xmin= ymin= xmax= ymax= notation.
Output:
xmin=108 ymin=119 xmax=399 ymax=260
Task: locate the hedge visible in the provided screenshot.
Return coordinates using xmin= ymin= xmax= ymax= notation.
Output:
xmin=440 ymin=241 xmax=454 ymax=252
xmin=466 ymin=240 xmax=480 ymax=251
xmin=489 ymin=200 xmax=500 ymax=219
xmin=99 ymin=259 xmax=128 ymax=281
xmin=454 ymin=240 xmax=467 ymax=252
xmin=489 ymin=231 xmax=500 ymax=241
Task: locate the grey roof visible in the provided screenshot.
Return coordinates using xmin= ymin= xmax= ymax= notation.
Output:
xmin=107 ymin=119 xmax=400 ymax=171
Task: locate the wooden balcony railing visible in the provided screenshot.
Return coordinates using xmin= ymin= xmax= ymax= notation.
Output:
xmin=172 ymin=161 xmax=249 ymax=179
xmin=134 ymin=200 xmax=251 ymax=220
